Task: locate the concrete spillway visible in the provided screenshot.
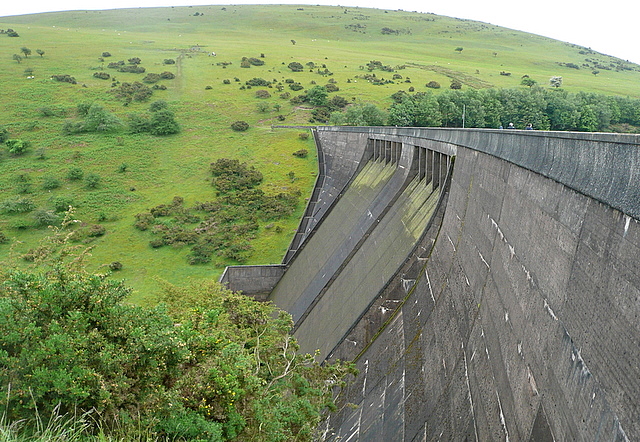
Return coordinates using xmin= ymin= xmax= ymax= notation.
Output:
xmin=222 ymin=127 xmax=640 ymax=441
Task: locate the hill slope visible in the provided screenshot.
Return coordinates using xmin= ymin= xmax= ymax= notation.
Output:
xmin=0 ymin=5 xmax=638 ymax=302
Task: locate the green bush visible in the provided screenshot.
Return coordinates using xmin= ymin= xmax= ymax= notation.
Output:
xmin=5 ymin=139 xmax=29 ymax=155
xmin=93 ymin=71 xmax=111 ymax=80
xmin=33 ymin=209 xmax=60 ymax=227
xmin=142 ymin=73 xmax=161 ymax=83
xmin=149 ymin=109 xmax=180 ymax=135
xmin=42 ymin=175 xmax=61 ymax=190
xmin=85 ymin=173 xmax=101 ymax=189
xmin=67 ymin=167 xmax=84 ymax=181
xmin=1 ymin=197 xmax=35 ymax=214
xmin=230 ymin=120 xmax=249 ymax=131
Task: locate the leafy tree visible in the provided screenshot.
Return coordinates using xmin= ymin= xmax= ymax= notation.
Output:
xmin=330 ymin=103 xmax=387 ymax=126
xmin=12 ymin=54 xmax=21 ymax=64
xmin=521 ymin=77 xmax=537 ymax=88
xmin=306 ymin=85 xmax=328 ymax=106
xmin=20 ymin=47 xmax=31 ymax=57
xmin=455 ymin=47 xmax=463 ymax=53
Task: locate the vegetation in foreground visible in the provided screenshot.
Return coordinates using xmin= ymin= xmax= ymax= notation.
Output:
xmin=0 ymin=218 xmax=356 ymax=441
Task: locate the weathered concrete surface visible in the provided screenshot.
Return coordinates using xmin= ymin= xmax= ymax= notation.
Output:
xmin=313 ymin=128 xmax=640 ymax=441
xmin=223 ymin=127 xmax=640 ymax=440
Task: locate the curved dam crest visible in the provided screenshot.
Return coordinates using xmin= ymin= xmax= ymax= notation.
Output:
xmin=221 ymin=127 xmax=640 ymax=441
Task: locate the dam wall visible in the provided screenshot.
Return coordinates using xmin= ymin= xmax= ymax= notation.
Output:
xmin=312 ymin=128 xmax=640 ymax=441
xmin=222 ymin=127 xmax=640 ymax=440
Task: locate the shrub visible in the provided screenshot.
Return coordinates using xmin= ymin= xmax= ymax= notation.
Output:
xmin=255 ymin=89 xmax=271 ymax=98
xmin=289 ymin=82 xmax=304 ymax=91
xmin=67 ymin=167 xmax=84 ymax=181
xmin=118 ymin=65 xmax=146 ymax=74
xmin=160 ymin=71 xmax=175 ymax=79
xmin=0 ymin=197 xmax=35 ymax=214
xmin=87 ymin=224 xmax=106 ymax=237
xmin=150 ymin=100 xmax=168 ymax=112
xmin=5 ymin=139 xmax=29 ymax=155
xmin=109 ymin=261 xmax=123 ymax=271
xmin=287 ymin=62 xmax=304 ymax=72
xmin=51 ymin=197 xmax=74 ymax=212
xmin=85 ymin=173 xmax=101 ymax=189
xmin=246 ymin=77 xmax=271 ymax=87
xmin=231 ymin=120 xmax=249 ymax=131
xmin=149 ymin=110 xmax=180 ymax=135
xmin=110 ymin=81 xmax=153 ymax=103
xmin=102 ymin=51 xmax=112 ymax=57
xmin=298 ymin=132 xmax=310 ymax=140
xmin=0 ymin=126 xmax=8 ymax=143
xmin=33 ymin=209 xmax=60 ymax=227
xmin=450 ymin=80 xmax=462 ymax=89
xmin=426 ymin=80 xmax=441 ymax=89
xmin=93 ymin=71 xmax=111 ymax=80
xmin=293 ymin=149 xmax=308 ymax=158
xmin=143 ymin=73 xmax=161 ymax=83
xmin=163 ymin=58 xmax=176 ymax=64
xmin=42 ymin=176 xmax=61 ymax=190
xmin=128 ymin=113 xmax=151 ymax=133
xmin=51 ymin=74 xmax=77 ymax=84
xmin=107 ymin=60 xmax=125 ymax=68
xmin=223 ymin=79 xmax=231 ymax=84
xmin=128 ymin=57 xmax=142 ymax=65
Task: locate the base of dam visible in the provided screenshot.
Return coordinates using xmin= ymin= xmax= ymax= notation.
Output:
xmin=223 ymin=127 xmax=640 ymax=441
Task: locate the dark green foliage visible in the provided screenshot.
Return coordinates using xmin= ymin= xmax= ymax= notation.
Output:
xmin=306 ymin=85 xmax=328 ymax=106
xmin=93 ymin=71 xmax=111 ymax=80
xmin=85 ymin=173 xmax=101 ymax=189
xmin=63 ymin=103 xmax=121 ymax=134
xmin=163 ymin=58 xmax=175 ymax=64
xmin=289 ymin=82 xmax=304 ymax=91
xmin=288 ymin=61 xmax=304 ymax=72
xmin=118 ymin=65 xmax=146 ymax=74
xmin=210 ymin=158 xmax=263 ymax=192
xmin=51 ymin=74 xmax=77 ymax=84
xmin=128 ymin=57 xmax=142 ymax=65
xmin=246 ymin=77 xmax=271 ymax=87
xmin=5 ymin=139 xmax=30 ymax=155
xmin=426 ymin=80 xmax=441 ymax=89
xmin=110 ymin=81 xmax=153 ymax=103
xmin=50 ymin=196 xmax=74 ymax=213
xmin=0 ymin=126 xmax=9 ymax=143
xmin=109 ymin=261 xmax=123 ymax=271
xmin=42 ymin=175 xmax=61 ymax=190
xmin=37 ymin=106 xmax=66 ymax=117
xmin=230 ymin=120 xmax=249 ymax=131
xmin=101 ymin=51 xmax=111 ymax=57
xmin=32 ymin=209 xmax=60 ymax=227
xmin=0 ymin=197 xmax=35 ymax=214
xmin=127 ymin=113 xmax=151 ymax=133
xmin=7 ymin=29 xmax=19 ymax=37
xmin=67 ymin=167 xmax=84 ymax=181
xmin=293 ymin=149 xmax=309 ymax=157
xmin=107 ymin=60 xmax=125 ymax=68
xmin=450 ymin=80 xmax=462 ymax=89
xmin=142 ymin=73 xmax=161 ymax=83
xmin=255 ymin=89 xmax=271 ymax=98
xmin=242 ymin=56 xmax=264 ymax=66
xmin=0 ymin=230 xmax=8 ymax=244
xmin=160 ymin=71 xmax=175 ymax=79
xmin=330 ymin=103 xmax=387 ymax=126
xmin=149 ymin=110 xmax=180 ymax=135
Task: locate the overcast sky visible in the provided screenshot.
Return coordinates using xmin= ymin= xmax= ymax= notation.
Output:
xmin=2 ymin=1 xmax=639 ymax=65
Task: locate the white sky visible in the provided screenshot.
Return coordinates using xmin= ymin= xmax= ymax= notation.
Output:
xmin=1 ymin=1 xmax=639 ymax=65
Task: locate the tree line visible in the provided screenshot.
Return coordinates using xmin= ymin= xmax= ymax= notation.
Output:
xmin=330 ymin=87 xmax=640 ymax=132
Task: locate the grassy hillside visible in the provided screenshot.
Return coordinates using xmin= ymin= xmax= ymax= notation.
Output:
xmin=1 ymin=5 xmax=638 ymax=303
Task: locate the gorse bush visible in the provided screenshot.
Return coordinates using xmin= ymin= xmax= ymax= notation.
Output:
xmin=63 ymin=103 xmax=121 ymax=134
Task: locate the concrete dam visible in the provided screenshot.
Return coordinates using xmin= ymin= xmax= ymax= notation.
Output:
xmin=220 ymin=127 xmax=640 ymax=440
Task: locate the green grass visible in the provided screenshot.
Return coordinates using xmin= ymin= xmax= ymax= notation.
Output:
xmin=0 ymin=4 xmax=638 ymax=303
